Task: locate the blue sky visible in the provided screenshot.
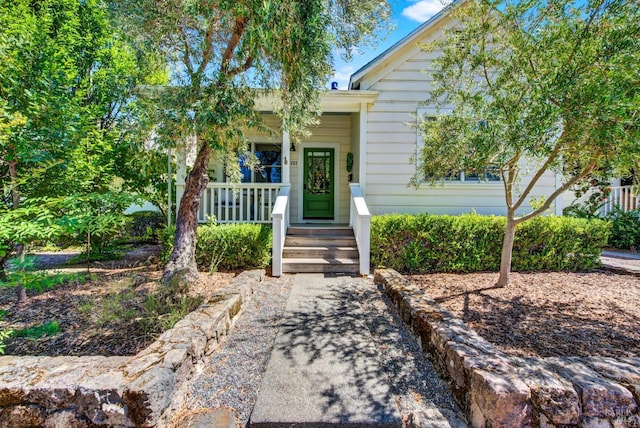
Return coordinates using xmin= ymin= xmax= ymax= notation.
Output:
xmin=330 ymin=0 xmax=449 ymax=89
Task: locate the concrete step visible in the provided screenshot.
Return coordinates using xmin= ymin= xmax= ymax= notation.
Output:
xmin=282 ymin=246 xmax=359 ymax=259
xmin=285 ymin=236 xmax=356 ymax=248
xmin=282 ymin=258 xmax=360 ymax=274
xmin=249 ymin=274 xmax=402 ymax=427
xmin=287 ymin=226 xmax=354 ymax=237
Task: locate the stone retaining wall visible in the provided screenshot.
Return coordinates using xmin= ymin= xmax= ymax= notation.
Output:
xmin=375 ymin=269 xmax=640 ymax=428
xmin=0 ymin=269 xmax=264 ymax=428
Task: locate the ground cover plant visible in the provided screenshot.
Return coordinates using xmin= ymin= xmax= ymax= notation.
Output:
xmin=409 ymin=270 xmax=640 ymax=358
xmin=0 ymin=248 xmax=233 ymax=356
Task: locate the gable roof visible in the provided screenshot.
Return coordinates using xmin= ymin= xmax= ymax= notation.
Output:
xmin=349 ymin=0 xmax=464 ymax=90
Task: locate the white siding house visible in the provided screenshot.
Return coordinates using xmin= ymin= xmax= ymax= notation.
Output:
xmin=177 ymin=5 xmax=564 ymax=226
xmin=174 ymin=2 xmax=637 ymax=274
xmin=348 ymin=8 xmax=561 ymax=218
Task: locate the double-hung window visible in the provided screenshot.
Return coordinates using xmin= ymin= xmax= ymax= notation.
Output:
xmin=238 ymin=143 xmax=282 ymax=183
xmin=416 ymin=108 xmax=500 ymax=183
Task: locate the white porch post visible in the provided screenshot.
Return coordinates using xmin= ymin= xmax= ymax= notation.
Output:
xmin=358 ymin=102 xmax=368 ymax=193
xmin=282 ymin=130 xmax=291 ymax=184
xmin=555 ymin=173 xmax=563 ymax=216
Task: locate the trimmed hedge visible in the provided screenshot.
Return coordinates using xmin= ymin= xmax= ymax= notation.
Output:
xmin=127 ymin=210 xmax=166 ymax=242
xmin=160 ymin=223 xmax=272 ymax=271
xmin=606 ymin=209 xmax=640 ymax=250
xmin=371 ymin=213 xmax=610 ymax=273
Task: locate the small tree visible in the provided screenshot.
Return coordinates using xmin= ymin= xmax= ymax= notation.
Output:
xmin=415 ymin=0 xmax=640 ymax=286
xmin=113 ymin=0 xmax=392 ymax=283
xmin=0 ymin=0 xmax=164 ymax=302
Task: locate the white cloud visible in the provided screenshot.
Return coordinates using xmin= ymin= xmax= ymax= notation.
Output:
xmin=402 ymin=0 xmax=447 ymax=23
xmin=330 ymin=65 xmax=355 ymax=90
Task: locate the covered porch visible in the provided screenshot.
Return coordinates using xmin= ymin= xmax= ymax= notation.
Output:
xmin=175 ymin=91 xmax=377 ymax=225
xmin=174 ymin=90 xmax=377 ymax=275
xmin=601 ymin=185 xmax=639 ymax=216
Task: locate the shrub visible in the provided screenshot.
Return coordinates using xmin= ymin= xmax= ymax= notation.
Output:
xmin=606 ymin=208 xmax=640 ymax=250
xmin=371 ymin=213 xmax=609 ymax=273
xmin=160 ymin=223 xmax=272 ymax=271
xmin=159 ymin=226 xmax=176 ymax=264
xmin=127 ymin=211 xmax=166 ymax=243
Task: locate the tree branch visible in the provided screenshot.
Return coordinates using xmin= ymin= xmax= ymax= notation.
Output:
xmin=552 ymin=0 xmax=605 ymax=93
xmin=179 ymin=26 xmax=194 ymax=76
xmin=197 ymin=18 xmax=218 ymax=77
xmin=501 ymin=169 xmax=513 ymax=210
xmin=219 ymin=16 xmax=248 ymax=76
xmin=514 ymin=161 xmax=597 ymax=224
xmin=512 ymin=137 xmax=563 ymax=211
xmin=227 ymin=56 xmax=254 ymax=77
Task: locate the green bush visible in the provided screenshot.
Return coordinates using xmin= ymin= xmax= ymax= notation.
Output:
xmin=127 ymin=211 xmax=166 ymax=243
xmin=606 ymin=208 xmax=640 ymax=250
xmin=371 ymin=213 xmax=609 ymax=273
xmin=160 ymin=223 xmax=272 ymax=271
xmin=159 ymin=226 xmax=176 ymax=263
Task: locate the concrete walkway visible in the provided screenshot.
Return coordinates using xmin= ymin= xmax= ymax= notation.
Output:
xmin=250 ymin=274 xmax=402 ymax=426
xmin=249 ymin=274 xmax=465 ymax=427
xmin=601 ymin=250 xmax=640 ymax=275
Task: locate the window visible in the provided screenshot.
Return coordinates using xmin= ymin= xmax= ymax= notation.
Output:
xmin=452 ymin=169 xmax=501 ymax=182
xmin=416 ymin=108 xmax=500 ymax=183
xmin=238 ymin=143 xmax=282 ymax=183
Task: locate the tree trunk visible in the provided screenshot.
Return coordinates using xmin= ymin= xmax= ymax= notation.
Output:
xmin=16 ymin=285 xmax=27 ymax=305
xmin=496 ymin=215 xmax=518 ymax=287
xmin=86 ymin=231 xmax=91 ymax=274
xmin=14 ymin=244 xmax=28 ymax=304
xmin=0 ymin=256 xmax=8 ymax=282
xmin=9 ymin=160 xmax=19 ymax=210
xmin=162 ymin=141 xmax=213 ymax=285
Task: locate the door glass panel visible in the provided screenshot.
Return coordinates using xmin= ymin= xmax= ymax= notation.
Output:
xmin=306 ymin=150 xmax=331 ymax=195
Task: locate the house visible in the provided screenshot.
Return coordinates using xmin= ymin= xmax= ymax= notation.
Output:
xmin=175 ymin=3 xmax=637 ymax=276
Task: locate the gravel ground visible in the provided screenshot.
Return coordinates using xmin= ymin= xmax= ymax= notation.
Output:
xmin=187 ymin=274 xmax=296 ymax=425
xmin=183 ymin=274 xmax=466 ymax=427
xmin=356 ymin=279 xmax=466 ymax=427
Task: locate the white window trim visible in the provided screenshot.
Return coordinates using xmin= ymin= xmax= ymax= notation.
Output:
xmin=296 ymin=142 xmax=341 ymax=224
xmin=227 ymin=141 xmax=283 ymax=184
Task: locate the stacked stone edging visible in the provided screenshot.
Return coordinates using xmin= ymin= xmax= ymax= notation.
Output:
xmin=0 ymin=269 xmax=264 ymax=428
xmin=374 ymin=268 xmax=640 ymax=428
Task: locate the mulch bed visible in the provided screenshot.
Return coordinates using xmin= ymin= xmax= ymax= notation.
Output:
xmin=409 ymin=271 xmax=640 ymax=358
xmin=1 ymin=251 xmax=234 ymax=357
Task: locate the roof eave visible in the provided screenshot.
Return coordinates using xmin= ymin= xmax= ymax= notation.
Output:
xmin=255 ymin=90 xmax=378 ymax=113
xmin=349 ymin=0 xmax=464 ymax=90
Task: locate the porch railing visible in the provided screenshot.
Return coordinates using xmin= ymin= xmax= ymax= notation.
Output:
xmin=271 ymin=185 xmax=291 ymax=277
xmin=349 ymin=183 xmax=371 ymax=275
xmin=601 ymin=185 xmax=639 ymax=216
xmin=181 ymin=183 xmax=283 ymax=223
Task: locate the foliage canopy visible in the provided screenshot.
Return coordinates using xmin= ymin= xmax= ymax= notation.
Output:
xmin=111 ymin=0 xmax=392 ymax=281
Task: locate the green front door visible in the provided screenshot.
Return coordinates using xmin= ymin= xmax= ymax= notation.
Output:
xmin=303 ymin=148 xmax=335 ymax=219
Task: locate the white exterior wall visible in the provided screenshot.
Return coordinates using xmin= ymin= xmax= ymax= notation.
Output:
xmin=290 ymin=113 xmax=352 ymax=224
xmin=359 ymin=22 xmax=559 ymax=217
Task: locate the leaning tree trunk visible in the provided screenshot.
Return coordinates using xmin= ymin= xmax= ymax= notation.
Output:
xmin=496 ymin=215 xmax=518 ymax=287
xmin=0 ymin=257 xmax=7 ymax=282
xmin=162 ymin=142 xmax=213 ymax=285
